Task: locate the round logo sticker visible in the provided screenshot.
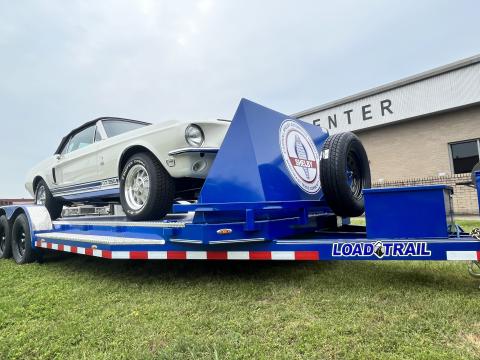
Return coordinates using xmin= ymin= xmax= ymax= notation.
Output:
xmin=279 ymin=120 xmax=321 ymax=194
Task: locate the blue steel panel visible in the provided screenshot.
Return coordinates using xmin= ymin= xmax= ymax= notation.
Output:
xmin=194 ymin=98 xmax=329 ymax=204
xmin=364 ymin=185 xmax=452 ymax=239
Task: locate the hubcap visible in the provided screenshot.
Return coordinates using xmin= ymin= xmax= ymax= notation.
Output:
xmin=15 ymin=228 xmax=26 ymax=257
xmin=124 ymin=164 xmax=150 ymax=211
xmin=36 ymin=186 xmax=46 ymax=205
xmin=346 ymin=152 xmax=363 ymax=200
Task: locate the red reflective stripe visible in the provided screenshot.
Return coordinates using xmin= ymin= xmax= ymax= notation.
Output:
xmin=47 ymin=243 xmax=53 ymax=249
xmin=167 ymin=251 xmax=187 ymax=260
xmin=58 ymin=244 xmax=64 ymax=251
xmin=477 ymin=251 xmax=480 ymax=261
xmin=85 ymin=248 xmax=93 ymax=256
xmin=130 ymin=251 xmax=148 ymax=260
xmin=207 ymin=251 xmax=228 ymax=260
xmin=71 ymin=246 xmax=78 ymax=253
xmin=249 ymin=251 xmax=271 ymax=260
xmin=295 ymin=251 xmax=319 ymax=260
xmin=102 ymin=250 xmax=112 ymax=259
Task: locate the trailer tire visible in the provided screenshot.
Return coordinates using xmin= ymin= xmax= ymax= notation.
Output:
xmin=35 ymin=179 xmax=63 ymax=220
xmin=320 ymin=132 xmax=371 ymax=217
xmin=0 ymin=215 xmax=12 ymax=259
xmin=120 ymin=152 xmax=175 ymax=221
xmin=11 ymin=214 xmax=37 ymax=264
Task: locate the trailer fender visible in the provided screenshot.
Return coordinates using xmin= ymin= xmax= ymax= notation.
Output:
xmin=0 ymin=205 xmax=52 ymax=239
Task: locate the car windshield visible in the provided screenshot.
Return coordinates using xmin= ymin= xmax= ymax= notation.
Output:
xmin=102 ymin=120 xmax=149 ymax=138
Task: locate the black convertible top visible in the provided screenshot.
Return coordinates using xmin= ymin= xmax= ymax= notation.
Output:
xmin=54 ymin=117 xmax=151 ymax=155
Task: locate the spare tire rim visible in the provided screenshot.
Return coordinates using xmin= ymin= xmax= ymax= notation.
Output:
xmin=346 ymin=152 xmax=363 ymax=200
xmin=0 ymin=225 xmax=5 ymax=252
xmin=36 ymin=186 xmax=46 ymax=205
xmin=125 ymin=164 xmax=150 ymax=211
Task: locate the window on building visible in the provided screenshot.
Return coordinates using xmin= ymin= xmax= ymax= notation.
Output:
xmin=450 ymin=140 xmax=480 ymax=174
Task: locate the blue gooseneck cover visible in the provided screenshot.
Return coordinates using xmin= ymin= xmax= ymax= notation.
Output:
xmin=198 ymin=98 xmax=329 ymax=204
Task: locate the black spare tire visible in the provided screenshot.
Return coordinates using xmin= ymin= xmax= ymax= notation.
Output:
xmin=320 ymin=132 xmax=371 ymax=217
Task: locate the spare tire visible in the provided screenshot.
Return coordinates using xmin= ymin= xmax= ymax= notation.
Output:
xmin=320 ymin=132 xmax=371 ymax=217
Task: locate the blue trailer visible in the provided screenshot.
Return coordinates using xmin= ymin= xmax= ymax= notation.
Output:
xmin=1 ymin=100 xmax=479 ymax=278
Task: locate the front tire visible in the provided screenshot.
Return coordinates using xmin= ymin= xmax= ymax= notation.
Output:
xmin=35 ymin=179 xmax=63 ymax=220
xmin=120 ymin=152 xmax=175 ymax=221
xmin=0 ymin=215 xmax=12 ymax=259
xmin=11 ymin=214 xmax=37 ymax=264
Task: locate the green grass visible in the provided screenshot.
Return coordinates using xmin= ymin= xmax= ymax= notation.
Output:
xmin=1 ymin=221 xmax=480 ymax=359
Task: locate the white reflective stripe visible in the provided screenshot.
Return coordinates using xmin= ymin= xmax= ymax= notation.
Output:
xmin=51 ymin=243 xmax=58 ymax=250
xmin=446 ymin=251 xmax=478 ymax=260
xmin=227 ymin=251 xmax=250 ymax=260
xmin=111 ymin=251 xmax=130 ymax=259
xmin=77 ymin=247 xmax=86 ymax=255
xmin=148 ymin=252 xmax=168 ymax=260
xmin=187 ymin=251 xmax=207 ymax=260
xmin=271 ymin=251 xmax=295 ymax=260
xmin=64 ymin=245 xmax=71 ymax=252
xmin=93 ymin=249 xmax=103 ymax=257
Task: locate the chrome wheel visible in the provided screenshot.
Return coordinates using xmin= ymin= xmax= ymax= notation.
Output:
xmin=35 ymin=185 xmax=46 ymax=205
xmin=124 ymin=164 xmax=150 ymax=211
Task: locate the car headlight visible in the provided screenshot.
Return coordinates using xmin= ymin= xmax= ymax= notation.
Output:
xmin=185 ymin=124 xmax=204 ymax=147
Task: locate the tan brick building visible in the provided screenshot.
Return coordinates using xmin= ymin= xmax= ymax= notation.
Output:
xmin=294 ymin=55 xmax=480 ymax=214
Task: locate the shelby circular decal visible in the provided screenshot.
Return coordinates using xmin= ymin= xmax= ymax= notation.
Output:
xmin=279 ymin=120 xmax=321 ymax=194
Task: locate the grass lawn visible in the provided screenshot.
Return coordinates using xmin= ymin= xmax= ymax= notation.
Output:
xmin=1 ymin=220 xmax=480 ymax=359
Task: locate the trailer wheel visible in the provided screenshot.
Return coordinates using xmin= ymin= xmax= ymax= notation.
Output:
xmin=35 ymin=179 xmax=63 ymax=220
xmin=320 ymin=132 xmax=371 ymax=217
xmin=11 ymin=214 xmax=37 ymax=264
xmin=0 ymin=215 xmax=12 ymax=259
xmin=120 ymin=152 xmax=175 ymax=221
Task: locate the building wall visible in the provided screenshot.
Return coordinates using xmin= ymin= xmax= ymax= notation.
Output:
xmin=356 ymin=105 xmax=480 ymax=182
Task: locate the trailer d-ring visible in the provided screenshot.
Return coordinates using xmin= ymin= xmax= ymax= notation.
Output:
xmin=468 ymin=261 xmax=480 ymax=278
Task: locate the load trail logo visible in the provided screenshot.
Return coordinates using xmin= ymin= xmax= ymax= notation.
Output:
xmin=332 ymin=241 xmax=431 ymax=258
xmin=279 ymin=120 xmax=321 ymax=194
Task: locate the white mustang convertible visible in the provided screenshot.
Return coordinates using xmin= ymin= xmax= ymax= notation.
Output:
xmin=26 ymin=117 xmax=229 ymax=220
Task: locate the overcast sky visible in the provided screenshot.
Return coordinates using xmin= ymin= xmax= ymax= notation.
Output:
xmin=0 ymin=0 xmax=479 ymax=198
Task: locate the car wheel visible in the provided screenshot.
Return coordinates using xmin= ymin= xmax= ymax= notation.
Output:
xmin=0 ymin=215 xmax=12 ymax=259
xmin=320 ymin=132 xmax=371 ymax=217
xmin=11 ymin=214 xmax=37 ymax=264
xmin=35 ymin=179 xmax=63 ymax=220
xmin=120 ymin=152 xmax=175 ymax=221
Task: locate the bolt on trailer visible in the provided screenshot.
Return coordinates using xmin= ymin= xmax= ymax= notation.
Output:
xmin=1 ymin=99 xmax=480 ymax=278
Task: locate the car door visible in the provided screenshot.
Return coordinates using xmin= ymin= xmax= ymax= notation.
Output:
xmin=54 ymin=125 xmax=100 ymax=190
